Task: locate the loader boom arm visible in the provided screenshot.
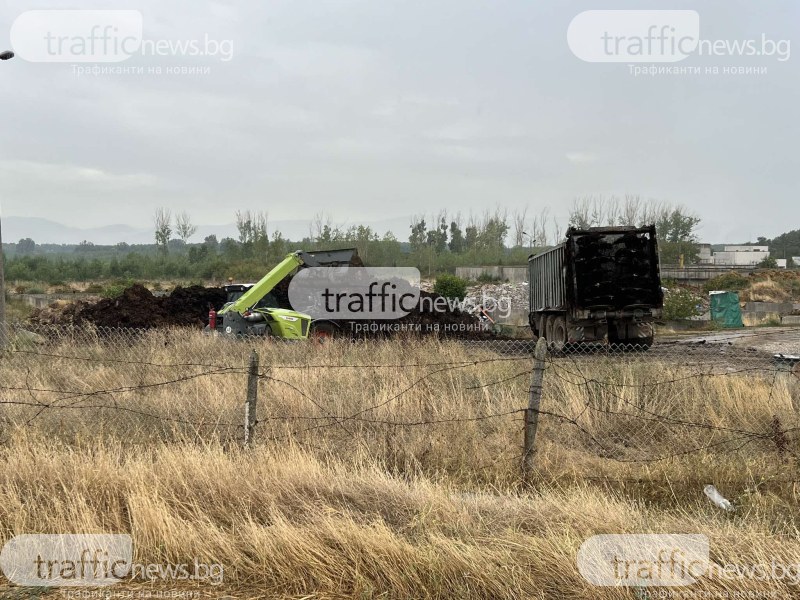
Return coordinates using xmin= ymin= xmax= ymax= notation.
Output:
xmin=219 ymin=252 xmax=306 ymax=315
xmin=217 ymin=248 xmax=361 ymax=316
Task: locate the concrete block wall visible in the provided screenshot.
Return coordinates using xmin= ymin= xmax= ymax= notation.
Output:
xmin=454 ymin=266 xmax=528 ymax=283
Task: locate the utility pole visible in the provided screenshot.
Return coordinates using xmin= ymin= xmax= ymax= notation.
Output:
xmin=0 ymin=50 xmax=14 ymax=345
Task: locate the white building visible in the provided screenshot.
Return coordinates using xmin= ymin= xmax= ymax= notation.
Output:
xmin=712 ymin=245 xmax=771 ymax=266
xmin=697 ymin=244 xmax=714 ymax=265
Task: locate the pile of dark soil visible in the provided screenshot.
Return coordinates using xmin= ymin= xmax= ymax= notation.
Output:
xmin=161 ymin=285 xmax=227 ymax=326
xmin=396 ymin=290 xmax=485 ymax=336
xmin=30 ymin=284 xmax=226 ymax=329
xmin=31 ymin=280 xmax=487 ymax=337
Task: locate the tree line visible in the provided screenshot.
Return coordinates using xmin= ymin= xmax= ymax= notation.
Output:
xmin=5 ymin=196 xmax=708 ymax=284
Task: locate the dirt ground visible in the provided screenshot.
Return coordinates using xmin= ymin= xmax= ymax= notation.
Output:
xmin=660 ymin=326 xmax=800 ymax=355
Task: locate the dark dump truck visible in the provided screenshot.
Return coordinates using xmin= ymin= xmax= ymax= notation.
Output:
xmin=528 ymin=225 xmax=663 ymax=348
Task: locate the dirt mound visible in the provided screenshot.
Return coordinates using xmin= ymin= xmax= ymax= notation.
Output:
xmin=30 ymin=281 xmax=485 ymax=337
xmin=396 ymin=290 xmax=484 ymax=336
xmin=78 ymin=285 xmax=168 ymax=328
xmin=30 ymin=284 xmax=226 ymax=329
xmin=740 ymin=279 xmax=792 ymax=303
xmin=162 ymin=286 xmax=227 ymax=326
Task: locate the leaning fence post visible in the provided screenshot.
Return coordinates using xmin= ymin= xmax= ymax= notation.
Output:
xmin=523 ymin=336 xmax=548 ymax=480
xmin=244 ymin=349 xmax=259 ymax=446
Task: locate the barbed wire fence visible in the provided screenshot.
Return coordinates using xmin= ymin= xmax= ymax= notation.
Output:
xmin=0 ymin=322 xmax=798 ymax=484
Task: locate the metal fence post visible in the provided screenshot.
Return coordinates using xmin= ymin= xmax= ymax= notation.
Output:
xmin=244 ymin=349 xmax=259 ymax=446
xmin=523 ymin=336 xmax=548 ymax=480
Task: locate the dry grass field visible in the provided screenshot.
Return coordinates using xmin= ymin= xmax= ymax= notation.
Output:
xmin=0 ymin=331 xmax=799 ymax=598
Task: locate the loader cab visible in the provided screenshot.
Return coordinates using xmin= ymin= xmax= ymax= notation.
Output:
xmin=224 ymin=283 xmax=253 ymax=304
xmin=223 ymin=284 xmax=279 ymax=310
xmin=212 ymin=284 xmax=280 ymax=334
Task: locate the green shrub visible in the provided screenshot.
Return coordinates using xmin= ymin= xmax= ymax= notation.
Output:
xmin=27 ymin=286 xmax=45 ymax=295
xmin=433 ymin=274 xmax=468 ymax=301
xmin=703 ymin=272 xmax=749 ymax=293
xmin=83 ymin=283 xmax=104 ymax=294
xmin=101 ymin=284 xmax=127 ymax=299
xmin=757 ymin=256 xmax=778 ymax=269
xmin=663 ymin=288 xmax=702 ymax=320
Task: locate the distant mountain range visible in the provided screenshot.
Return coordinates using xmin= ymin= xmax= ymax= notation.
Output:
xmin=2 ymin=216 xmax=412 ymax=246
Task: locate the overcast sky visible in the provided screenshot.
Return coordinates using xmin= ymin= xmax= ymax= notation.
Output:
xmin=0 ymin=0 xmax=797 ymax=243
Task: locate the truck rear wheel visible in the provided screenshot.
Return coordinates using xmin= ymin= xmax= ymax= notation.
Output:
xmin=547 ymin=315 xmax=567 ymax=352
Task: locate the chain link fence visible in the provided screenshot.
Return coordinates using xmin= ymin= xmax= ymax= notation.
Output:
xmin=0 ymin=322 xmax=798 ymax=483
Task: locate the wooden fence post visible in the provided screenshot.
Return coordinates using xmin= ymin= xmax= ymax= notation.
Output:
xmin=244 ymin=349 xmax=259 ymax=446
xmin=523 ymin=336 xmax=548 ymax=480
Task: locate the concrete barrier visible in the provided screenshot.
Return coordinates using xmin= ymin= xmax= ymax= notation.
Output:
xmin=743 ymin=302 xmax=795 ymax=314
xmin=782 ymin=315 xmax=800 ymax=325
xmin=661 ymin=265 xmax=753 ymax=283
xmin=455 ymin=266 xmax=527 ymax=283
xmin=16 ymin=293 xmax=94 ymax=309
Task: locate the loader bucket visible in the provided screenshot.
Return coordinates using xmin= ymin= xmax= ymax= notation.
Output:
xmin=300 ymin=248 xmax=363 ymax=267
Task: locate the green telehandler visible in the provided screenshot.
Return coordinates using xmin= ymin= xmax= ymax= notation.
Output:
xmin=208 ymin=248 xmax=362 ymax=339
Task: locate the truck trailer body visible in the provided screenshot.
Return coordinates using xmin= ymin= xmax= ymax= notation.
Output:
xmin=528 ymin=225 xmax=663 ymax=348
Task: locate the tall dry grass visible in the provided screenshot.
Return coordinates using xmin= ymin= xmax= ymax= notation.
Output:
xmin=0 ymin=331 xmax=799 ymax=597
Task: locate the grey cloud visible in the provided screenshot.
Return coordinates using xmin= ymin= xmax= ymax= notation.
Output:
xmin=0 ymin=0 xmax=797 ymax=242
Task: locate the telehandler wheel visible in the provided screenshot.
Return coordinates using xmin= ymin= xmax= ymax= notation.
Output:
xmin=310 ymin=322 xmax=337 ymax=342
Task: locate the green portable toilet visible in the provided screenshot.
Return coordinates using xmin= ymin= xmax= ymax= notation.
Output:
xmin=709 ymin=291 xmax=744 ymax=328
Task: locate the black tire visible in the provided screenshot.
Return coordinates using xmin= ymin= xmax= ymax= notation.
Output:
xmin=545 ymin=315 xmax=555 ymax=344
xmin=310 ymin=321 xmax=338 ymax=341
xmin=548 ymin=315 xmax=567 ymax=352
